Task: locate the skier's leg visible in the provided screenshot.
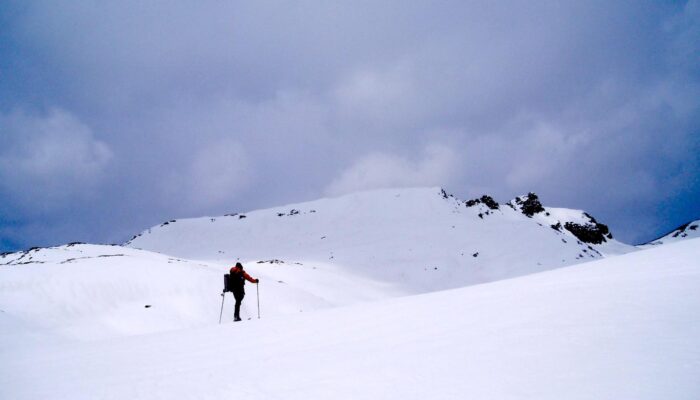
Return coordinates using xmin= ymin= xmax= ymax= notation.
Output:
xmin=234 ymin=298 xmax=241 ymax=320
xmin=233 ymin=292 xmax=244 ymax=321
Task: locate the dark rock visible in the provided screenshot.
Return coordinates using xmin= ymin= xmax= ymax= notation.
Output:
xmin=514 ymin=193 xmax=545 ymax=217
xmin=480 ymin=195 xmax=499 ymax=210
xmin=564 ymin=221 xmax=610 ymax=245
xmin=465 ymin=195 xmax=499 ymax=210
xmin=257 ymin=259 xmax=285 ymax=264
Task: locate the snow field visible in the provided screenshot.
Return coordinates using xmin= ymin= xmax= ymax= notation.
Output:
xmin=0 ymin=244 xmax=405 ymax=341
xmin=2 ymin=238 xmax=699 ymax=400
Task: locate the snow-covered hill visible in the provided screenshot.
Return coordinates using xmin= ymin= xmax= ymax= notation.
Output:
xmin=0 ymin=244 xmax=400 ymax=340
xmin=0 ymin=187 xmax=639 ymax=342
xmin=641 ymin=219 xmax=700 ymax=247
xmin=127 ymin=187 xmax=635 ymax=293
xmin=3 ymin=237 xmax=698 ymax=400
xmin=0 ymin=187 xmax=637 ymax=342
xmin=2 ymin=187 xmax=697 ymax=399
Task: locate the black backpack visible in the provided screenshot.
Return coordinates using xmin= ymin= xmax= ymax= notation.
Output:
xmin=223 ymin=272 xmax=245 ymax=293
xmin=223 ymin=274 xmax=232 ymax=292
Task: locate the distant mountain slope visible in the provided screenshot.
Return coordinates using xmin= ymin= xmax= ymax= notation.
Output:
xmin=5 ymin=237 xmax=698 ymax=400
xmin=127 ymin=187 xmax=635 ymax=293
xmin=641 ymin=219 xmax=700 ymax=247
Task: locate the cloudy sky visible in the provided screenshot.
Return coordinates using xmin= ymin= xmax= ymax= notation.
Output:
xmin=1 ymin=1 xmax=698 ymax=252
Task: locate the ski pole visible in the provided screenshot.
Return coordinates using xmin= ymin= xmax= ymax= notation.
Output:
xmin=256 ymin=282 xmax=260 ymax=319
xmin=218 ymin=292 xmax=225 ymax=324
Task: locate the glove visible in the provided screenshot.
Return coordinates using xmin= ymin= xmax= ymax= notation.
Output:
xmin=255 ymin=279 xmax=260 ymax=283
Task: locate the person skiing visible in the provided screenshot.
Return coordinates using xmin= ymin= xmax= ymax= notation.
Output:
xmin=229 ymin=262 xmax=259 ymax=321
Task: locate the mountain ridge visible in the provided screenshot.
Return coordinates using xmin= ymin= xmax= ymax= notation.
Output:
xmin=125 ymin=187 xmax=635 ymax=293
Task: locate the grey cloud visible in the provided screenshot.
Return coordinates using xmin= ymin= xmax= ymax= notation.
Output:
xmin=325 ymin=144 xmax=460 ymax=196
xmin=161 ymin=139 xmax=251 ymax=210
xmin=0 ymin=108 xmax=112 ymax=215
xmin=0 ymin=1 xmax=698 ymax=250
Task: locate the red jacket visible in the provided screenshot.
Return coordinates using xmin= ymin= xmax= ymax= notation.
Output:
xmin=230 ymin=266 xmax=257 ymax=283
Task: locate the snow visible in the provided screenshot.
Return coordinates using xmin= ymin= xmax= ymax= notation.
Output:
xmin=530 ymin=206 xmax=633 ymax=256
xmin=127 ymin=187 xmax=635 ymax=292
xmin=0 ymin=244 xmax=405 ymax=340
xmin=642 ymin=219 xmax=700 ymax=247
xmin=2 ymin=238 xmax=699 ymax=399
xmin=1 ymin=186 xmax=696 ymax=399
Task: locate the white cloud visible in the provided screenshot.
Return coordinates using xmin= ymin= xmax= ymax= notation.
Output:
xmin=325 ymin=144 xmax=458 ymax=196
xmin=0 ymin=108 xmax=112 ymax=212
xmin=161 ymin=140 xmax=252 ymax=210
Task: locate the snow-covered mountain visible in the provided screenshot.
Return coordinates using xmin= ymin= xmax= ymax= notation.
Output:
xmin=1 ymin=187 xmax=637 ymax=341
xmin=641 ymin=219 xmax=700 ymax=247
xmin=505 ymin=192 xmax=629 ymax=252
xmin=126 ymin=187 xmax=634 ymax=294
xmin=3 ymin=237 xmax=698 ymax=400
xmin=2 ymin=186 xmax=698 ymax=399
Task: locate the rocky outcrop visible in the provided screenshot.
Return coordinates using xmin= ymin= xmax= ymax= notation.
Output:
xmin=563 ymin=214 xmax=613 ymax=245
xmin=509 ymin=193 xmax=545 ymax=217
xmin=465 ymin=195 xmax=500 ymax=210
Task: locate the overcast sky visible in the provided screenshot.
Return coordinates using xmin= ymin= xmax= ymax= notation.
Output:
xmin=1 ymin=1 xmax=698 ymax=252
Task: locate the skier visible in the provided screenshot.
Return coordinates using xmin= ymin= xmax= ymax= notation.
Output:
xmin=229 ymin=262 xmax=259 ymax=321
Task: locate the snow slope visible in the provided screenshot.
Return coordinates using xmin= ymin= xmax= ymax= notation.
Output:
xmin=3 ymin=237 xmax=698 ymax=400
xmin=0 ymin=244 xmax=401 ymax=340
xmin=642 ymin=219 xmax=700 ymax=247
xmin=0 ymin=188 xmax=636 ymax=342
xmin=127 ymin=187 xmax=635 ymax=293
xmin=507 ymin=193 xmax=631 ymax=255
